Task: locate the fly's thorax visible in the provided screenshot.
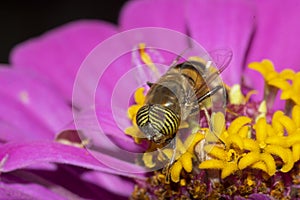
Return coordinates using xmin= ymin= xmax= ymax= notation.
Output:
xmin=136 ymin=104 xmax=180 ymax=145
xmin=144 ymin=74 xmax=184 ymax=116
xmin=173 ymin=61 xmax=210 ymax=100
xmin=145 ymin=69 xmax=202 ymax=121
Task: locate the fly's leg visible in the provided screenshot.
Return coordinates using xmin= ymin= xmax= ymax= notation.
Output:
xmin=159 ymin=138 xmax=177 ymax=184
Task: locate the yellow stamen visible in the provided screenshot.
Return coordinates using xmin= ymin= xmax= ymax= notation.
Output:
xmin=292 ymin=144 xmax=300 ymax=161
xmin=228 ymin=84 xmax=245 ymax=104
xmin=157 ymin=149 xmax=173 ymax=161
xmin=238 ymin=125 xmax=250 ymax=139
xmin=142 ymin=152 xmax=155 ymax=168
xmin=269 ymin=78 xmax=290 ymax=90
xmin=138 ymin=43 xmax=160 ymax=77
xmin=180 ymin=152 xmax=193 ymax=173
xmin=203 ymin=145 xmax=227 ymax=160
xmin=286 ymin=131 xmax=300 ymax=146
xmin=221 ymin=162 xmax=238 ymax=179
xmin=278 ymin=115 xmax=297 ymax=135
xmin=248 ymin=60 xmax=275 ymax=81
xmin=292 ymin=105 xmax=300 ymax=128
xmin=184 ymin=131 xmax=205 ymax=153
xmin=272 ymin=111 xmax=284 ymax=135
xmin=264 ymin=145 xmax=292 ymax=165
xmin=265 ymin=135 xmax=289 ymax=148
xmin=280 ymin=149 xmax=294 ymax=172
xmin=199 ymin=159 xmax=225 ymax=169
xmin=134 ymin=87 xmax=146 ymax=105
xmin=238 ymin=152 xmax=261 ymax=170
xmin=255 ymin=118 xmax=267 ymax=146
xmin=266 ymin=124 xmax=276 ymax=137
xmin=260 ymin=153 xmax=276 ymax=176
xmin=279 ymin=69 xmax=295 ymax=80
xmin=243 ymin=138 xmax=260 ymax=152
xmin=124 ymin=126 xmax=144 ymax=143
xmin=226 ymin=134 xmax=244 ymax=150
xmin=251 ymin=161 xmax=268 ymax=174
xmin=227 ymin=116 xmax=252 ymax=135
xmin=257 ymin=100 xmax=267 ymax=120
xmin=128 ymin=105 xmax=142 ymax=122
xmin=211 ymin=112 xmax=226 ymax=136
xmin=170 ymin=161 xmax=182 ymax=183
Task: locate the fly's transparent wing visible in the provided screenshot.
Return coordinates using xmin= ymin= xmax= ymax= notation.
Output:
xmin=208 ymin=49 xmax=233 ymax=73
xmin=131 ymin=44 xmax=169 ymax=87
xmin=173 ymin=47 xmax=232 ymax=146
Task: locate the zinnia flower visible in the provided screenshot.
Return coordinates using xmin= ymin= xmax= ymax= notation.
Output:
xmin=1 ymin=0 xmax=300 ymax=199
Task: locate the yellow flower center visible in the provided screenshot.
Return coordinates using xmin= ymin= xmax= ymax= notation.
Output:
xmin=126 ymin=49 xmax=300 ymax=184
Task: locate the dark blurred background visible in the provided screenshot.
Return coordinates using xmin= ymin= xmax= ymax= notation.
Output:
xmin=0 ymin=0 xmax=128 ymax=63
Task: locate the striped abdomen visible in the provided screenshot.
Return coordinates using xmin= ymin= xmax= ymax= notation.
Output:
xmin=136 ymin=104 xmax=180 ymax=144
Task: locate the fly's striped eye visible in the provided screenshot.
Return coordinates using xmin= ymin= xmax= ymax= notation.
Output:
xmin=136 ymin=104 xmax=180 ymax=144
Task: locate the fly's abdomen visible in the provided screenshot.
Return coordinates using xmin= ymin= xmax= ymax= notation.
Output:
xmin=136 ymin=104 xmax=180 ymax=144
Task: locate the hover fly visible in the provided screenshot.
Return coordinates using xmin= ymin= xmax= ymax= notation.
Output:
xmin=136 ymin=50 xmax=232 ymax=147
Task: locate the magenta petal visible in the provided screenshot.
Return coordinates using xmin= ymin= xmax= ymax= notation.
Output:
xmin=244 ymin=0 xmax=300 ymax=99
xmin=186 ymin=0 xmax=255 ymax=85
xmin=119 ymin=0 xmax=187 ymax=32
xmin=14 ymin=166 xmax=129 ymax=199
xmin=246 ymin=0 xmax=300 ymax=70
xmin=0 ymin=183 xmax=66 ymax=200
xmin=10 ymin=20 xmax=118 ymax=102
xmin=0 ymin=172 xmax=73 ymax=200
xmin=73 ymin=108 xmax=145 ymax=152
xmin=0 ymin=141 xmax=146 ymax=178
xmin=81 ymin=171 xmax=134 ymax=196
xmin=0 ymin=67 xmax=72 ymax=141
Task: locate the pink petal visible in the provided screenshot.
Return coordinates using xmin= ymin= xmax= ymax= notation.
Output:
xmin=2 ymin=168 xmax=128 ymax=200
xmin=244 ymin=0 xmax=300 ymax=100
xmin=0 ymin=183 xmax=67 ymax=200
xmin=10 ymin=20 xmax=118 ymax=102
xmin=22 ymin=166 xmax=129 ymax=199
xmin=72 ymin=108 xmax=146 ymax=152
xmin=119 ymin=0 xmax=187 ymax=32
xmin=186 ymin=0 xmax=255 ymax=85
xmin=0 ymin=67 xmax=72 ymax=141
xmin=1 ymin=172 xmax=75 ymax=200
xmin=0 ymin=141 xmax=146 ymax=178
xmin=73 ymin=26 xmax=206 ymax=109
xmin=81 ymin=171 xmax=134 ymax=197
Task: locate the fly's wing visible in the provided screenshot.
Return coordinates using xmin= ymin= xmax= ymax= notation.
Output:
xmin=61 ymin=44 xmax=168 ymax=153
xmin=173 ymin=48 xmax=232 ymax=109
xmin=204 ymin=49 xmax=232 ymax=110
xmin=207 ymin=49 xmax=233 ymax=74
xmin=175 ymin=48 xmax=232 ymax=144
xmin=197 ymin=49 xmax=232 ymax=140
xmin=131 ymin=44 xmax=169 ymax=87
xmin=57 ymin=106 xmax=147 ymax=158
